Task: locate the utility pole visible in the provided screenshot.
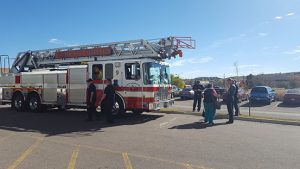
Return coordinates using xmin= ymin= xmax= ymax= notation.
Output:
xmin=234 ymin=61 xmax=239 ymax=79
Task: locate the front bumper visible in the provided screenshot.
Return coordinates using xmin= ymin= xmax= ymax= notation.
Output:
xmin=146 ymin=99 xmax=174 ymax=111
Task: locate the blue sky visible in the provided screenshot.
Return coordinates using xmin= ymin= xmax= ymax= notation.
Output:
xmin=1 ymin=0 xmax=300 ymax=78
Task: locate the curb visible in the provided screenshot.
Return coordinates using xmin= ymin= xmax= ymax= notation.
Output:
xmin=155 ymin=109 xmax=300 ymax=126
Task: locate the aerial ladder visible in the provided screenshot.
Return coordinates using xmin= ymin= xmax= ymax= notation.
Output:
xmin=10 ymin=36 xmax=195 ymax=73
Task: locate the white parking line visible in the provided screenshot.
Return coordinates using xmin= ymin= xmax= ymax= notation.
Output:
xmin=159 ymin=117 xmax=179 ymax=128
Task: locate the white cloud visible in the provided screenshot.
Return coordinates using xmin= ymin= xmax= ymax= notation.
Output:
xmin=48 ymin=38 xmax=78 ymax=46
xmin=169 ymin=56 xmax=213 ymax=67
xmin=286 ymin=12 xmax=295 ymax=16
xmin=275 ymin=16 xmax=283 ymax=20
xmin=48 ymin=38 xmax=60 ymax=44
xmin=187 ymin=56 xmax=213 ymax=64
xmin=258 ymin=32 xmax=268 ymax=36
xmin=178 ymin=70 xmax=202 ymax=79
xmin=169 ymin=60 xmax=185 ymax=67
xmin=283 ymin=45 xmax=300 ymax=55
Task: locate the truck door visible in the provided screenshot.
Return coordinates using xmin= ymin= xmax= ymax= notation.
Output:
xmin=123 ymin=62 xmax=143 ymax=109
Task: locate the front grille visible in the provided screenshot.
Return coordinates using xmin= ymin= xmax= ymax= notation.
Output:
xmin=157 ymin=86 xmax=169 ymax=100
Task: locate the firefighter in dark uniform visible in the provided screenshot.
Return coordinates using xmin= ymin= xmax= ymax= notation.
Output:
xmin=233 ymin=80 xmax=240 ymax=116
xmin=192 ymin=80 xmax=205 ymax=112
xmin=86 ymin=78 xmax=97 ymax=121
xmin=226 ymin=78 xmax=236 ymax=124
xmin=100 ymin=79 xmax=116 ymax=124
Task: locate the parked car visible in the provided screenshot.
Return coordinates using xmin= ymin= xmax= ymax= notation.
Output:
xmin=179 ymin=87 xmax=194 ymax=99
xmin=222 ymin=88 xmax=249 ymax=103
xmin=171 ymin=85 xmax=181 ymax=98
xmin=214 ymin=86 xmax=226 ymax=95
xmin=250 ymin=86 xmax=276 ymax=104
xmin=283 ymin=88 xmax=300 ymax=105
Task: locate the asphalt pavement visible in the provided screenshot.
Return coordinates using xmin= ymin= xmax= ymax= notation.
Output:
xmin=1 ymin=105 xmax=300 ymax=169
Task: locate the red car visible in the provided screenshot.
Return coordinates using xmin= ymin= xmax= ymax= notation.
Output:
xmin=222 ymin=88 xmax=249 ymax=103
xmin=283 ymin=89 xmax=300 ymax=105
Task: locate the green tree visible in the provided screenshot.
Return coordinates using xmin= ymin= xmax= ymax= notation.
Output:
xmin=171 ymin=74 xmax=185 ymax=88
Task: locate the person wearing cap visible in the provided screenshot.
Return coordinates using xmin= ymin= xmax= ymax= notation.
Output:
xmin=100 ymin=79 xmax=116 ymax=124
xmin=226 ymin=78 xmax=236 ymax=124
xmin=86 ymin=78 xmax=97 ymax=121
xmin=192 ymin=80 xmax=205 ymax=112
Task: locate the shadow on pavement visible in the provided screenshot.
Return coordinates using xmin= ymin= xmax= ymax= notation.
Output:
xmin=168 ymin=121 xmax=228 ymax=129
xmin=0 ymin=106 xmax=162 ymax=137
xmin=173 ymin=98 xmax=193 ymax=101
xmin=240 ymin=102 xmax=268 ymax=107
xmin=277 ymin=102 xmax=300 ymax=108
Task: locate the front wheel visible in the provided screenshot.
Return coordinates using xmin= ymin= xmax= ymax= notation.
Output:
xmin=112 ymin=95 xmax=125 ymax=117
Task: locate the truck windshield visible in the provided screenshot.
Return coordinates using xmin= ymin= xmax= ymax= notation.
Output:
xmin=161 ymin=65 xmax=171 ymax=84
xmin=143 ymin=62 xmax=171 ymax=85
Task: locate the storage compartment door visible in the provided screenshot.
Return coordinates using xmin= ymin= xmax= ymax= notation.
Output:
xmin=43 ymin=74 xmax=58 ymax=102
xmin=68 ymin=67 xmax=87 ymax=104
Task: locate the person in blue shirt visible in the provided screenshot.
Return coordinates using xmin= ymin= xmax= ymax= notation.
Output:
xmin=192 ymin=80 xmax=205 ymax=112
xmin=86 ymin=78 xmax=97 ymax=121
xmin=100 ymin=79 xmax=116 ymax=124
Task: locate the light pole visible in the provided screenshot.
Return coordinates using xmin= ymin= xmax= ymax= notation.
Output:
xmin=0 ymin=55 xmax=9 ymax=73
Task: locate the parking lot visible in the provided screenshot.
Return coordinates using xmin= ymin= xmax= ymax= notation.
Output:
xmin=1 ymin=104 xmax=300 ymax=169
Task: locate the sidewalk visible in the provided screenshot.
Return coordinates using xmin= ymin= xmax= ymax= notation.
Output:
xmin=156 ymin=106 xmax=300 ymax=126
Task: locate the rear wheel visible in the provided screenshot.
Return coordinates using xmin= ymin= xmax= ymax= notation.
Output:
xmin=12 ymin=93 xmax=26 ymax=111
xmin=28 ymin=94 xmax=43 ymax=113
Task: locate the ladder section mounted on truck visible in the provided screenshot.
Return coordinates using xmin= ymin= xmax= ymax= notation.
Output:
xmin=10 ymin=36 xmax=195 ymax=73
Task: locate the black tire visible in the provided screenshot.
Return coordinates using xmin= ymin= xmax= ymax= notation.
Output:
xmin=112 ymin=95 xmax=125 ymax=117
xmin=12 ymin=93 xmax=26 ymax=111
xmin=132 ymin=109 xmax=143 ymax=115
xmin=267 ymin=99 xmax=271 ymax=105
xmin=28 ymin=94 xmax=43 ymax=113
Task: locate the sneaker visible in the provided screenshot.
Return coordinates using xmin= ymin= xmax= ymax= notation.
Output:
xmin=226 ymin=121 xmax=233 ymax=124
